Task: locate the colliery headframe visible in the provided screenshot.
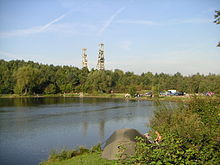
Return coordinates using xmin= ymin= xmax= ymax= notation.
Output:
xmin=82 ymin=43 xmax=105 ymax=70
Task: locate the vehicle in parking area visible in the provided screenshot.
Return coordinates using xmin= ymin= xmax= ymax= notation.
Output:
xmin=144 ymin=92 xmax=153 ymax=97
xmin=160 ymin=91 xmax=185 ymax=96
xmin=174 ymin=92 xmax=185 ymax=96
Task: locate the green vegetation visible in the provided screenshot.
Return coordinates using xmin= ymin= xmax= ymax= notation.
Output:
xmin=40 ymin=98 xmax=220 ymax=164
xmin=45 ymin=152 xmax=116 ymax=165
xmin=1 ymin=60 xmax=220 ymax=97
xmin=41 ymin=152 xmax=115 ymax=165
xmin=40 ymin=144 xmax=116 ymax=165
xmin=120 ymin=98 xmax=220 ymax=164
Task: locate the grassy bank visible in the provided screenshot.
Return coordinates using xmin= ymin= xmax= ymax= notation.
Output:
xmin=40 ymin=145 xmax=116 ymax=165
xmin=40 ymin=97 xmax=220 ymax=165
xmin=41 ymin=152 xmax=115 ymax=165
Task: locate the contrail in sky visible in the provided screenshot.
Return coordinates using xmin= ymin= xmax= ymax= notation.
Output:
xmin=0 ymin=9 xmax=73 ymax=37
xmin=98 ymin=7 xmax=126 ymax=36
xmin=40 ymin=9 xmax=73 ymax=32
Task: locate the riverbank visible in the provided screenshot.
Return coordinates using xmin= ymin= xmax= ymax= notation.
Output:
xmin=1 ymin=93 xmax=219 ymax=103
xmin=40 ymin=150 xmax=115 ymax=165
xmin=39 ymin=144 xmax=116 ymax=165
xmin=40 ymin=97 xmax=220 ymax=165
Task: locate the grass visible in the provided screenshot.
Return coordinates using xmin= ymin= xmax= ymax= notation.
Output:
xmin=40 ymin=144 xmax=117 ymax=165
xmin=40 ymin=152 xmax=116 ymax=165
xmin=40 ymin=149 xmax=117 ymax=165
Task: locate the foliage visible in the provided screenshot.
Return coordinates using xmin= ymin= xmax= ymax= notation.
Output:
xmin=1 ymin=60 xmax=220 ymax=95
xmin=83 ymin=70 xmax=113 ymax=93
xmin=13 ymin=66 xmax=41 ymax=95
xmin=151 ymin=85 xmax=160 ymax=97
xmin=40 ymin=144 xmax=117 ymax=165
xmin=120 ymin=98 xmax=220 ymax=164
xmin=128 ymin=86 xmax=137 ymax=97
xmin=214 ymin=10 xmax=220 ymax=47
xmin=48 ymin=146 xmax=89 ymax=161
xmin=44 ymin=84 xmax=57 ymax=94
xmin=214 ymin=10 xmax=220 ymax=24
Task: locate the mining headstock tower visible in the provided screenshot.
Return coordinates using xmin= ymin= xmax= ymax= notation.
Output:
xmin=96 ymin=43 xmax=105 ymax=70
xmin=82 ymin=48 xmax=88 ymax=69
xmin=81 ymin=43 xmax=105 ymax=70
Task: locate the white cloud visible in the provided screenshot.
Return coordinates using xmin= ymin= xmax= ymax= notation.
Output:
xmin=97 ymin=6 xmax=126 ymax=36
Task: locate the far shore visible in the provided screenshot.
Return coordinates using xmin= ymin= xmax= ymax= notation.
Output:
xmin=0 ymin=93 xmax=219 ymax=102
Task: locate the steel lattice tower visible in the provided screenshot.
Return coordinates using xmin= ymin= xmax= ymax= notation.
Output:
xmin=82 ymin=48 xmax=88 ymax=69
xmin=96 ymin=43 xmax=105 ymax=70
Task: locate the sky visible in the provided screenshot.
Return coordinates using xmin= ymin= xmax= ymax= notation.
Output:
xmin=0 ymin=0 xmax=219 ymax=75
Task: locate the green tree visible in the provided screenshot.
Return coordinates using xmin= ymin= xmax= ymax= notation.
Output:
xmin=0 ymin=60 xmax=14 ymax=93
xmin=44 ymin=84 xmax=57 ymax=94
xmin=13 ymin=66 xmax=40 ymax=95
xmin=1 ymin=59 xmax=220 ymax=96
xmin=84 ymin=70 xmax=113 ymax=93
xmin=214 ymin=10 xmax=220 ymax=46
xmin=151 ymin=85 xmax=160 ymax=97
xmin=141 ymin=72 xmax=153 ymax=90
xmin=128 ymin=86 xmax=137 ymax=97
xmin=55 ymin=66 xmax=80 ymax=93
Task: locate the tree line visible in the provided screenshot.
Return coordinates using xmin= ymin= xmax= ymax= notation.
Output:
xmin=0 ymin=59 xmax=220 ymax=95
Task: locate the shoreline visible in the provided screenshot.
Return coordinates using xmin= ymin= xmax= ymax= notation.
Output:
xmin=0 ymin=93 xmax=218 ymax=102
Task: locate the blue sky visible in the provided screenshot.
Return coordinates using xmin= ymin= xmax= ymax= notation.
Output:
xmin=0 ymin=0 xmax=219 ymax=75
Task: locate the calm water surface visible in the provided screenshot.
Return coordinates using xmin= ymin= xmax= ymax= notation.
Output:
xmin=0 ymin=97 xmax=167 ymax=165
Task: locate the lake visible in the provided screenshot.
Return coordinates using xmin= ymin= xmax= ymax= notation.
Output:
xmin=0 ymin=97 xmax=164 ymax=165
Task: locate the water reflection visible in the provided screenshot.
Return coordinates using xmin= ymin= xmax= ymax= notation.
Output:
xmin=83 ymin=121 xmax=88 ymax=136
xmin=0 ymin=97 xmax=169 ymax=165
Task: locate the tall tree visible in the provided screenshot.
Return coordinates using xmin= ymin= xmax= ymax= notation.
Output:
xmin=13 ymin=66 xmax=40 ymax=95
xmin=84 ymin=70 xmax=113 ymax=93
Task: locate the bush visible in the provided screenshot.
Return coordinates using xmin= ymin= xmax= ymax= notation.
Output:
xmin=120 ymin=98 xmax=220 ymax=164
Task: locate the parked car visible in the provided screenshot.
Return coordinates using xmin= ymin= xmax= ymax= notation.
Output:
xmin=144 ymin=92 xmax=153 ymax=97
xmin=160 ymin=91 xmax=168 ymax=96
xmin=174 ymin=92 xmax=185 ymax=96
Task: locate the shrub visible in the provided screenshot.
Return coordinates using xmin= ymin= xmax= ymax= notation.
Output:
xmin=120 ymin=98 xmax=220 ymax=164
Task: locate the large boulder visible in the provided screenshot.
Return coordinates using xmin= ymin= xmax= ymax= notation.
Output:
xmin=102 ymin=128 xmax=149 ymax=160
